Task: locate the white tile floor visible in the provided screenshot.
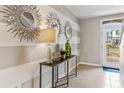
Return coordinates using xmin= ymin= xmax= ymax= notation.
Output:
xmin=69 ymin=65 xmax=124 ymax=88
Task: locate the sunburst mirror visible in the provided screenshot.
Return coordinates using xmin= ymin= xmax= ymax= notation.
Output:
xmin=65 ymin=21 xmax=72 ymax=40
xmin=0 ymin=5 xmax=42 ymax=42
xmin=46 ymin=12 xmax=61 ymax=37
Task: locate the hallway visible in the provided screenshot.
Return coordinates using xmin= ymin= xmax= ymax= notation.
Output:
xmin=69 ymin=65 xmax=123 ymax=88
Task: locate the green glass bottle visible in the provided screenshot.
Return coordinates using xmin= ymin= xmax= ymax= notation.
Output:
xmin=65 ymin=40 xmax=72 ymax=58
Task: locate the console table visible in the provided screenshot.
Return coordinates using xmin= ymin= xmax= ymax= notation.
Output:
xmin=39 ymin=55 xmax=77 ymax=88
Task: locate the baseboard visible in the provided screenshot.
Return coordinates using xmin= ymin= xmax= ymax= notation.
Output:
xmin=79 ymin=62 xmax=102 ymax=67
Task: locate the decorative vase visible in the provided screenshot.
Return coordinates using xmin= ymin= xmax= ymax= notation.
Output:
xmin=65 ymin=40 xmax=72 ymax=58
xmin=60 ymin=48 xmax=65 ymax=59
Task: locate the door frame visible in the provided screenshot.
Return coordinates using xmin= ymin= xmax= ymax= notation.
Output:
xmin=100 ymin=17 xmax=123 ymax=68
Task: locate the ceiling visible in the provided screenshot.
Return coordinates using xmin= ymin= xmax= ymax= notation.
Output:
xmin=65 ymin=5 xmax=124 ymax=20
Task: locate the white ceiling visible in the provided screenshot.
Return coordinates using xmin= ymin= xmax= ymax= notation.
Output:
xmin=65 ymin=5 xmax=124 ymax=20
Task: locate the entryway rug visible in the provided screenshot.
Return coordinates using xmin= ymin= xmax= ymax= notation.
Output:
xmin=103 ymin=67 xmax=119 ymax=73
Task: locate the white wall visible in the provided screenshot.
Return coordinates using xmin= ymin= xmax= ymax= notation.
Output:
xmin=50 ymin=5 xmax=79 ymax=24
xmin=80 ymin=18 xmax=101 ymax=65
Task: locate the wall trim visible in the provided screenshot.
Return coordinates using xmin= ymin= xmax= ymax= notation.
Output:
xmin=79 ymin=61 xmax=102 ymax=67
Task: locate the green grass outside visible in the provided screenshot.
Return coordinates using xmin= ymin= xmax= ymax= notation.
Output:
xmin=107 ymin=45 xmax=120 ymax=57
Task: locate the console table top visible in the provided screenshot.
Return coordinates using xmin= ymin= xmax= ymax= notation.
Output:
xmin=40 ymin=55 xmax=76 ymax=67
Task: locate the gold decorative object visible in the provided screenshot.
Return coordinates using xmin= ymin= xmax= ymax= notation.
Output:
xmin=0 ymin=5 xmax=42 ymax=42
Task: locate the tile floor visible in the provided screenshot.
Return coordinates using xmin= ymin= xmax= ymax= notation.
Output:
xmin=69 ymin=64 xmax=124 ymax=88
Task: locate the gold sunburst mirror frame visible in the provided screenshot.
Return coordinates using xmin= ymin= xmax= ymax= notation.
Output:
xmin=0 ymin=5 xmax=42 ymax=42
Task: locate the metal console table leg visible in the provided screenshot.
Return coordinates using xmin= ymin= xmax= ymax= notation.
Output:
xmin=40 ymin=64 xmax=42 ymax=88
xmin=52 ymin=66 xmax=55 ymax=88
xmin=75 ymin=56 xmax=78 ymax=77
xmin=67 ymin=60 xmax=69 ymax=87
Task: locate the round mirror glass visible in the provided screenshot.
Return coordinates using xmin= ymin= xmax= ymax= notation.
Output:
xmin=50 ymin=19 xmax=60 ymax=31
xmin=20 ymin=12 xmax=34 ymax=27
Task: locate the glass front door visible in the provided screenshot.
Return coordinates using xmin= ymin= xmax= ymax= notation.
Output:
xmin=102 ymin=20 xmax=122 ymax=69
